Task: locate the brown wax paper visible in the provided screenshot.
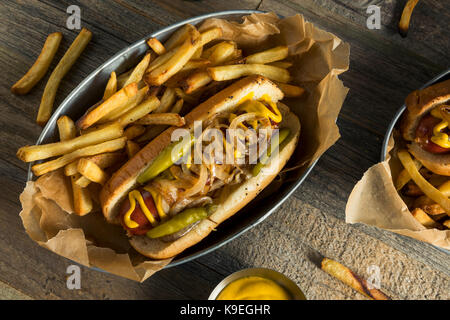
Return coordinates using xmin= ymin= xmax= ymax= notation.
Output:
xmin=346 ymin=132 xmax=450 ymax=250
xmin=19 ymin=12 xmax=350 ymax=282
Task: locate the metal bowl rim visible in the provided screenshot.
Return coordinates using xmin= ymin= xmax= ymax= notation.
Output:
xmin=25 ymin=9 xmax=323 ymax=269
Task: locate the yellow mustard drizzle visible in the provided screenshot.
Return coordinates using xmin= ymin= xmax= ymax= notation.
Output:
xmin=144 ymin=186 xmax=167 ymax=220
xmin=430 ymin=106 xmax=450 ymax=148
xmin=217 ymin=276 xmax=291 ymax=300
xmin=124 ymin=190 xmax=157 ymax=229
xmin=238 ymin=97 xmax=282 ymax=124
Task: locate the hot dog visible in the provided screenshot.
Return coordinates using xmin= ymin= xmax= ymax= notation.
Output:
xmin=400 ymin=79 xmax=450 ymax=176
xmin=100 ymin=76 xmax=301 ymax=259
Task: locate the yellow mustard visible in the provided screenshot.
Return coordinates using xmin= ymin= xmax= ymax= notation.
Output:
xmin=217 ymin=276 xmax=291 ymax=300
xmin=123 ymin=190 xmax=157 ymax=228
xmin=430 ymin=106 xmax=450 ymax=148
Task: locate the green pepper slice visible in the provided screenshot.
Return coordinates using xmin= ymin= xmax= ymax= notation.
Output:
xmin=146 ymin=207 xmax=208 ymax=239
xmin=252 ymin=128 xmax=290 ymax=176
xmin=137 ymin=134 xmax=194 ymax=184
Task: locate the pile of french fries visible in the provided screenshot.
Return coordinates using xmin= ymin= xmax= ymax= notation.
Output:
xmin=396 ymin=150 xmax=450 ymax=230
xmin=16 ymin=23 xmax=306 ymax=216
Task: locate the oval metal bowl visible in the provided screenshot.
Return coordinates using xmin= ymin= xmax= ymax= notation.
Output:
xmin=381 ymin=68 xmax=450 ymax=254
xmin=28 ymin=10 xmax=319 ymax=268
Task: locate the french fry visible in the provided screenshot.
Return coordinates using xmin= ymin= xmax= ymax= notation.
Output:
xmin=274 ymin=82 xmax=305 ymax=98
xmin=134 ymin=113 xmax=185 ymax=126
xmin=71 ymin=174 xmax=93 ymax=216
xmin=154 ymin=87 xmax=176 ymax=113
xmin=64 ymin=160 xmax=79 ymax=176
xmin=144 ymin=28 xmax=201 ymax=86
xmin=147 ymin=38 xmax=166 ymax=55
xmin=124 ymin=125 xmax=146 ymax=140
xmin=126 ymin=140 xmax=141 ymax=158
xmin=207 ymin=41 xmax=237 ymax=65
xmin=321 ymin=258 xmax=390 ymax=300
xmin=32 ymin=137 xmax=126 ymax=176
xmin=198 ymin=27 xmax=223 ymax=47
xmin=37 ymin=28 xmax=92 ymax=126
xmin=182 ymin=71 xmax=212 ymax=94
xmin=170 ymin=99 xmax=184 ymax=114
xmin=76 ymin=82 xmax=138 ymax=129
xmin=443 ymin=220 xmax=450 ymax=229
xmin=268 ymin=61 xmax=293 ymax=69
xmin=174 ymin=87 xmax=197 ymax=104
xmin=11 ymin=32 xmax=63 ymax=95
xmin=180 ymin=59 xmax=211 ymax=72
xmin=103 ymin=71 xmax=117 ymax=100
xmin=123 ymin=53 xmax=151 ymax=88
xmin=118 ymin=96 xmax=161 ymax=127
xmin=208 ymin=64 xmax=291 ymax=83
xmin=398 ymin=0 xmax=420 ymax=37
xmin=164 ymin=24 xmax=196 ymax=51
xmin=117 ymin=69 xmax=133 ymax=89
xmin=244 ymin=46 xmax=289 ymax=64
xmin=395 ymin=158 xmax=422 ymax=190
xmin=57 ymin=116 xmax=77 ymax=141
xmin=77 ymin=158 xmax=109 ymax=185
xmin=137 ymin=125 xmax=167 ymax=143
xmin=411 ymin=208 xmax=442 ymax=229
xmin=100 ymin=85 xmax=149 ymax=123
xmin=192 ymin=46 xmax=203 ymax=59
xmin=398 ymin=150 xmax=450 ymax=215
xmin=17 ymin=123 xmax=123 ymax=162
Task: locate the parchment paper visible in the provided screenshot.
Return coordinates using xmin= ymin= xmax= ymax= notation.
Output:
xmin=19 ymin=12 xmax=350 ymax=282
xmin=346 ymin=131 xmax=450 ymax=250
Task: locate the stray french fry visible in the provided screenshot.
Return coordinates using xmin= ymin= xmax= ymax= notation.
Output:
xmin=32 ymin=137 xmax=127 ymax=176
xmin=118 ymin=96 xmax=161 ymax=127
xmin=11 ymin=32 xmax=62 ymax=95
xmin=76 ymin=82 xmax=138 ymax=129
xmin=145 ymin=29 xmax=201 ymax=86
xmin=208 ymin=64 xmax=291 ymax=83
xmin=244 ymin=46 xmax=289 ymax=64
xmin=411 ymin=208 xmax=442 ymax=229
xmin=170 ymin=99 xmax=184 ymax=114
xmin=37 ymin=28 xmax=92 ymax=126
xmin=398 ymin=0 xmax=420 ymax=37
xmin=103 ymin=71 xmax=117 ymax=100
xmin=77 ymin=158 xmax=109 ymax=185
xmin=71 ymin=174 xmax=93 ymax=215
xmin=123 ymin=53 xmax=151 ymax=87
xmin=134 ymin=113 xmax=185 ymax=126
xmin=274 ymin=82 xmax=305 ymax=98
xmin=147 ymin=38 xmax=166 ymax=55
xmin=398 ymin=150 xmax=450 ymax=214
xmin=124 ymin=125 xmax=146 ymax=140
xmin=126 ymin=140 xmax=141 ymax=158
xmin=182 ymin=71 xmax=212 ymax=94
xmin=57 ymin=116 xmax=77 ymax=141
xmin=321 ymin=258 xmax=390 ymax=300
xmin=154 ymin=87 xmax=176 ymax=113
xmin=17 ymin=123 xmax=123 ymax=162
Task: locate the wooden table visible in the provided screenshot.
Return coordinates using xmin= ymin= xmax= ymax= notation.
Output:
xmin=1 ymin=0 xmax=448 ymax=300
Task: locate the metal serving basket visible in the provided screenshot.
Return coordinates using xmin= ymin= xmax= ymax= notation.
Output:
xmin=27 ymin=10 xmax=320 ymax=268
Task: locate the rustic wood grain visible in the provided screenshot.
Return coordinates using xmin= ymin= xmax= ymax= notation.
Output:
xmin=0 ymin=0 xmax=448 ymax=300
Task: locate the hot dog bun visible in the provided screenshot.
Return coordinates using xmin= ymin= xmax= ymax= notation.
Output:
xmin=400 ymin=79 xmax=450 ymax=176
xmin=99 ymin=76 xmax=300 ymax=259
xmin=129 ymin=103 xmax=300 ymax=259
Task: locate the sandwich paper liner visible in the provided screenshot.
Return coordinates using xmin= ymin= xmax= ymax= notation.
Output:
xmin=346 ymin=130 xmax=450 ymax=250
xmin=18 ymin=12 xmax=350 ymax=282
